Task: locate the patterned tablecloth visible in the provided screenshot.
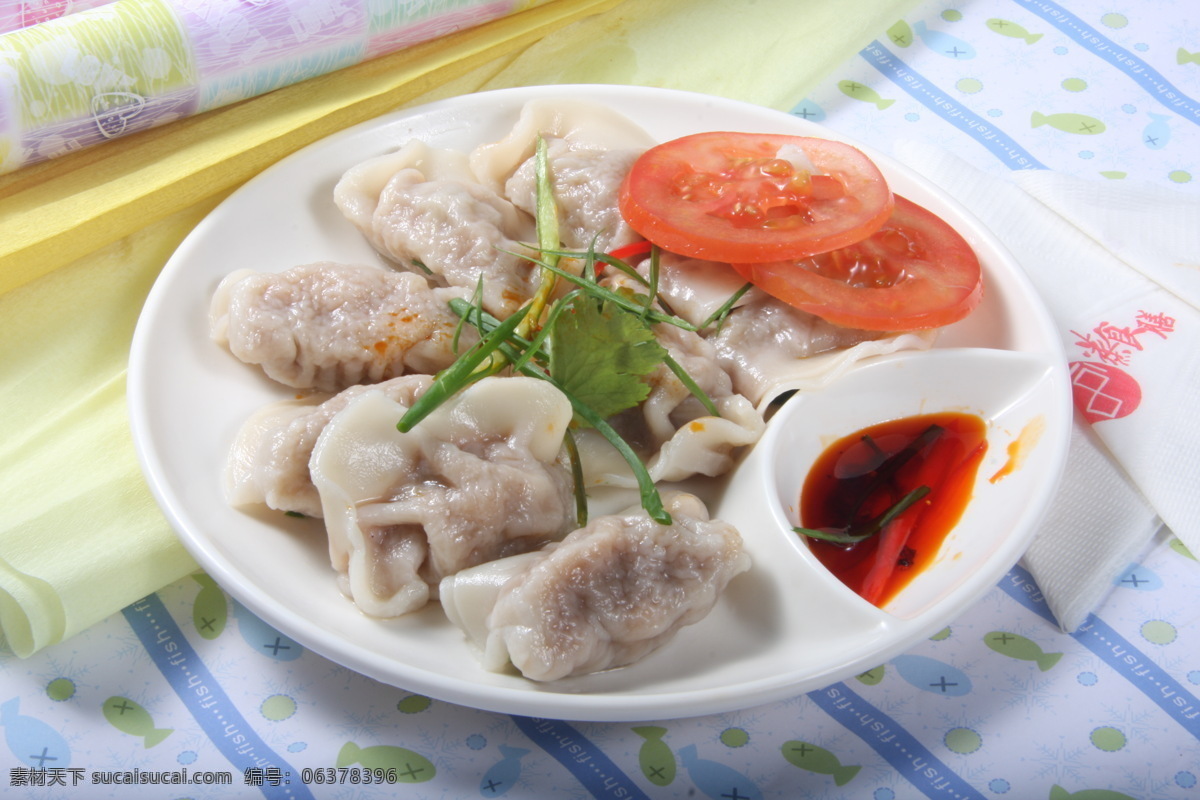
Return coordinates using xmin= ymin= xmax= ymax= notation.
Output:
xmin=3 ymin=1 xmax=1199 ymax=798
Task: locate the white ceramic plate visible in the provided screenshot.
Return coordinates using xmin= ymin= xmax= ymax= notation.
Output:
xmin=128 ymin=85 xmax=1072 ymax=721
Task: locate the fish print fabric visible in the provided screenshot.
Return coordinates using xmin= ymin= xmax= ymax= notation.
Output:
xmin=792 ymin=2 xmax=1199 ymax=189
xmin=3 ymin=539 xmax=1197 ymax=798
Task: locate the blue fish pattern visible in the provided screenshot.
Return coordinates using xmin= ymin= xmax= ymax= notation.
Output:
xmin=790 ymin=98 xmax=826 ymax=122
xmin=1114 ymin=563 xmax=1163 ymax=591
xmin=1 ymin=697 xmax=71 ymax=769
xmin=892 ymin=654 xmax=973 ymax=696
xmin=679 ymin=744 xmax=763 ymax=800
xmin=480 ymin=745 xmax=529 ymax=797
xmin=1142 ymin=113 xmax=1171 ymax=150
xmin=232 ymin=601 xmax=303 ymax=661
xmin=913 ymin=20 xmax=977 ymax=59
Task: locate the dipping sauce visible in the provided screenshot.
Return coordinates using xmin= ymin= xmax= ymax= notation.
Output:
xmin=798 ymin=412 xmax=988 ymax=607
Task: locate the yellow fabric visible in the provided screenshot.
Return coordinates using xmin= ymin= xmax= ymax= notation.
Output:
xmin=0 ymin=0 xmax=918 ymax=656
xmin=420 ymin=0 xmax=910 ymax=112
xmin=0 ymin=199 xmax=221 ymax=656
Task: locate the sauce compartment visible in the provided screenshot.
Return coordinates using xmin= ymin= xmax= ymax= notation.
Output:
xmin=715 ymin=347 xmax=1065 ymax=622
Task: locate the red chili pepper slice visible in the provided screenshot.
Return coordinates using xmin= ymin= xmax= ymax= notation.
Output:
xmin=607 ymin=240 xmax=654 ymax=262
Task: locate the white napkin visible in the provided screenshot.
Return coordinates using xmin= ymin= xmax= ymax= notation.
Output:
xmin=894 ymin=141 xmax=1200 ymax=632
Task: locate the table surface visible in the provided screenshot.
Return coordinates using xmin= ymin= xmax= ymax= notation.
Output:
xmin=4 ymin=1 xmax=1199 ymax=798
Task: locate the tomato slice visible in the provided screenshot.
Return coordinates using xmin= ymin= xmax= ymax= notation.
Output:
xmin=618 ymin=132 xmax=894 ymax=263
xmin=731 ymin=196 xmax=983 ymax=331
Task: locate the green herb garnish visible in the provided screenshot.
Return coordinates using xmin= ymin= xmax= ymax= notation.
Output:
xmin=393 ymin=136 xmax=743 ymax=525
xmin=548 ymin=293 xmax=665 ymax=421
xmin=794 ymin=485 xmax=930 ymax=544
xmin=792 ymin=423 xmax=946 ymax=545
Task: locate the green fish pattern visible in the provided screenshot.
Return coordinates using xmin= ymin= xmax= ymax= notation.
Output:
xmin=1049 ymin=785 xmax=1138 ymax=800
xmin=987 ymin=18 xmax=1043 ymax=44
xmin=102 ymin=696 xmax=172 ymax=748
xmin=1032 ymin=111 xmax=1106 ymax=134
xmin=632 ymin=726 xmax=676 ymax=786
xmin=887 ymin=20 xmax=914 ymax=47
xmin=337 ymin=742 xmax=435 ymax=783
xmin=1170 ymin=537 xmax=1196 ymax=559
xmin=838 ymin=80 xmax=895 ymax=110
xmin=984 ymin=631 xmax=1063 ymax=671
xmin=192 ymin=573 xmax=228 ymax=640
xmin=855 ymin=666 xmax=886 ymax=685
xmin=780 ymin=740 xmax=861 ymax=786
xmin=1178 ymin=47 xmax=1200 ymax=65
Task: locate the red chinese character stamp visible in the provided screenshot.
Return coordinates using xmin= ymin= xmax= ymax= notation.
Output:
xmin=1068 ymin=310 xmax=1173 ymax=423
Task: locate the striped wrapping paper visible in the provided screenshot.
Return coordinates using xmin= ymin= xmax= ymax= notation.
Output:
xmin=0 ymin=0 xmax=547 ymax=174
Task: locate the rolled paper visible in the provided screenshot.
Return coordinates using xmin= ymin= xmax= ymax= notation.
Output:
xmin=0 ymin=1 xmax=118 ymax=35
xmin=0 ymin=0 xmax=550 ymax=174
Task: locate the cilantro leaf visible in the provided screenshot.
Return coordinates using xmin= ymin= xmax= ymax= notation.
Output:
xmin=549 ymin=296 xmax=666 ymax=423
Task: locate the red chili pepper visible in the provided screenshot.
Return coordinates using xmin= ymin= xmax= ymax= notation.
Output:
xmin=606 ymin=240 xmax=654 ymax=262
xmin=858 ymin=434 xmax=984 ymax=606
xmin=800 ymin=413 xmax=989 ymax=608
xmin=860 ymin=515 xmax=916 ymax=606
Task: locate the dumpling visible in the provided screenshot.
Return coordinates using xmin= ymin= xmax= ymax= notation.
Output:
xmin=504 ymin=135 xmax=643 ymax=253
xmin=334 ymin=139 xmax=539 ymax=319
xmin=333 ymin=139 xmax=478 ymax=237
xmin=572 ymin=391 xmax=763 ymax=490
xmin=440 ymin=491 xmax=750 ymax=681
xmin=309 ymin=377 xmax=576 ymax=617
xmin=636 ymin=322 xmax=738 ymax=445
xmin=614 ymin=251 xmax=937 ymax=408
xmin=468 ymin=98 xmax=657 ymax=194
xmin=210 ymin=262 xmax=469 ymax=392
xmin=608 ymin=323 xmax=765 ymax=486
xmin=223 ymin=375 xmax=431 ymax=518
xmin=651 ymin=252 xmax=756 ymax=329
xmin=644 ymin=393 xmax=764 ymax=483
xmin=570 ymin=268 xmax=764 ymax=489
xmin=708 ymin=290 xmax=937 ymax=407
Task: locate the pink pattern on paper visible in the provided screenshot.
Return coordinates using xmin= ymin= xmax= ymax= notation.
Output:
xmin=365 ymin=2 xmax=513 ymax=59
xmin=1070 ymin=310 xmax=1175 ymax=366
xmin=0 ymin=0 xmax=103 ymax=35
xmin=172 ymin=0 xmax=369 ymax=78
xmin=1069 ymin=361 xmax=1142 ymax=423
xmin=1067 ymin=309 xmax=1174 ymax=423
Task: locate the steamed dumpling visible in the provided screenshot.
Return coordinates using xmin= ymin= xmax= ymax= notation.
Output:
xmin=473 ymin=99 xmax=656 ymax=255
xmin=709 ymin=290 xmax=937 ymax=407
xmin=468 ymin=98 xmax=657 ymax=193
xmin=440 ymin=491 xmax=750 ymax=681
xmin=309 ymin=377 xmax=576 ymax=617
xmin=504 ymin=135 xmax=643 ymax=254
xmin=223 ymin=375 xmax=431 ymax=518
xmin=568 ymin=267 xmax=764 ymax=489
xmin=333 ymin=138 xmax=539 ymax=319
xmin=211 ymin=262 xmax=469 ymax=392
xmin=619 ymin=251 xmax=938 ymax=408
xmin=333 ymin=139 xmax=478 ymax=235
xmin=650 ymin=252 xmax=756 ymax=328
